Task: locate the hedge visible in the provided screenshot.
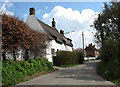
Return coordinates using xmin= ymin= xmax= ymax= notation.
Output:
xmin=97 ymin=60 xmax=120 ymax=85
xmin=2 ymin=58 xmax=53 ymax=86
xmin=53 ymin=51 xmax=84 ymax=66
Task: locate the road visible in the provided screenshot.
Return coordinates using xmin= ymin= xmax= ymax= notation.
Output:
xmin=16 ymin=60 xmax=115 ymax=85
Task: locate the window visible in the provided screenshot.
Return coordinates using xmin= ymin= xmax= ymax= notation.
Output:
xmin=51 ymin=48 xmax=55 ymax=55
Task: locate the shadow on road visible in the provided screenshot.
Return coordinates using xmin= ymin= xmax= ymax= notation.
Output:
xmin=55 ymin=60 xmax=104 ymax=82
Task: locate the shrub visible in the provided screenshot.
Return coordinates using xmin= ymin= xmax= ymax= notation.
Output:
xmin=53 ymin=51 xmax=84 ymax=66
xmin=2 ymin=58 xmax=53 ymax=86
xmin=76 ymin=52 xmax=84 ymax=64
xmin=97 ymin=60 xmax=120 ymax=85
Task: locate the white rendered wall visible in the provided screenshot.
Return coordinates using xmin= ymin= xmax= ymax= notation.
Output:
xmin=46 ymin=40 xmax=73 ymax=63
xmin=46 ymin=40 xmax=66 ymax=62
xmin=5 ymin=49 xmax=24 ymax=61
xmin=66 ymin=45 xmax=73 ymax=51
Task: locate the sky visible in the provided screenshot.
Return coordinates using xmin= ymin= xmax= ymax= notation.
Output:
xmin=0 ymin=0 xmax=105 ymax=49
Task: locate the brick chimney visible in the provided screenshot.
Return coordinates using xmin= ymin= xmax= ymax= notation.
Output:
xmin=60 ymin=30 xmax=64 ymax=36
xmin=52 ymin=18 xmax=55 ymax=28
xmin=30 ymin=8 xmax=35 ymax=15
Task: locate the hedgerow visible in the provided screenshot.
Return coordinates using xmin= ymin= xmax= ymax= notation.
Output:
xmin=53 ymin=51 xmax=84 ymax=66
xmin=2 ymin=58 xmax=53 ymax=86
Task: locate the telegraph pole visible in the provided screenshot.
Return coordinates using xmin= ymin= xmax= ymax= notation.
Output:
xmin=82 ymin=32 xmax=84 ymax=57
xmin=118 ymin=2 xmax=120 ymax=78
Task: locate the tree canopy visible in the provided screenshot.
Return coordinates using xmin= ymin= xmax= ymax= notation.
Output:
xmin=2 ymin=14 xmax=49 ymax=60
xmin=94 ymin=2 xmax=120 ymax=79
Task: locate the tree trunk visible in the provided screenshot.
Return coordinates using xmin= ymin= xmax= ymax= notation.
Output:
xmin=13 ymin=51 xmax=16 ymax=61
xmin=2 ymin=52 xmax=6 ymax=61
xmin=25 ymin=50 xmax=29 ymax=61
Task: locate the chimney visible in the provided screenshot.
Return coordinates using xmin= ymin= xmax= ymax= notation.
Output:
xmin=30 ymin=8 xmax=35 ymax=15
xmin=60 ymin=30 xmax=64 ymax=36
xmin=52 ymin=18 xmax=55 ymax=28
xmin=89 ymin=43 xmax=92 ymax=47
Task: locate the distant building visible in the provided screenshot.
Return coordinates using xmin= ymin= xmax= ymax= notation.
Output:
xmin=84 ymin=43 xmax=99 ymax=58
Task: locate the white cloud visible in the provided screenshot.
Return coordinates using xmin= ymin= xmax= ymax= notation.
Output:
xmin=0 ymin=1 xmax=14 ymax=16
xmin=7 ymin=3 xmax=14 ymax=8
xmin=23 ymin=13 xmax=28 ymax=21
xmin=5 ymin=11 xmax=14 ymax=16
xmin=37 ymin=10 xmax=41 ymax=14
xmin=42 ymin=6 xmax=99 ymax=49
xmin=45 ymin=6 xmax=48 ymax=9
xmin=3 ymin=0 xmax=9 ymax=3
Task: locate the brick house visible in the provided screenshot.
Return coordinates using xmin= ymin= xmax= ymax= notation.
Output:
xmin=84 ymin=43 xmax=99 ymax=58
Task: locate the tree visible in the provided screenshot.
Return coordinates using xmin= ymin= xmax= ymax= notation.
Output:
xmin=2 ymin=14 xmax=49 ymax=61
xmin=94 ymin=2 xmax=120 ymax=60
xmin=74 ymin=48 xmax=83 ymax=53
xmin=28 ymin=30 xmax=49 ymax=59
xmin=0 ymin=13 xmax=2 ymax=61
xmin=94 ymin=2 xmax=120 ymax=79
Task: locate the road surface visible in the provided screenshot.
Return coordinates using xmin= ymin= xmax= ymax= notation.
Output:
xmin=16 ymin=60 xmax=115 ymax=85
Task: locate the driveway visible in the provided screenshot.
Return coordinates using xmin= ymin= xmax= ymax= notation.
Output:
xmin=16 ymin=60 xmax=115 ymax=85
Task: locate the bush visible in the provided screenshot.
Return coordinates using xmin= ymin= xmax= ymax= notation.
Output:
xmin=53 ymin=51 xmax=84 ymax=66
xmin=97 ymin=60 xmax=120 ymax=85
xmin=2 ymin=58 xmax=53 ymax=86
xmin=76 ymin=52 xmax=84 ymax=64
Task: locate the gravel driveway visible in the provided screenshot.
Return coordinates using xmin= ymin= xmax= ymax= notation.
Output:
xmin=15 ymin=60 xmax=115 ymax=85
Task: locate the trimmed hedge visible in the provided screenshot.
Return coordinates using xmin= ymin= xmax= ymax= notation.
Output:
xmin=2 ymin=58 xmax=53 ymax=85
xmin=53 ymin=51 xmax=84 ymax=66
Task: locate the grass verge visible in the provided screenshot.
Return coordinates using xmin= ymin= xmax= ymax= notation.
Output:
xmin=58 ymin=64 xmax=79 ymax=68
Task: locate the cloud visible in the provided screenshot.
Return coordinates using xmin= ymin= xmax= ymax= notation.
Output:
xmin=3 ymin=0 xmax=9 ymax=3
xmin=23 ymin=13 xmax=28 ymax=21
xmin=0 ymin=1 xmax=14 ymax=16
xmin=45 ymin=6 xmax=48 ymax=9
xmin=2 ymin=0 xmax=14 ymax=8
xmin=42 ymin=6 xmax=99 ymax=49
xmin=7 ymin=3 xmax=14 ymax=8
xmin=37 ymin=10 xmax=41 ymax=14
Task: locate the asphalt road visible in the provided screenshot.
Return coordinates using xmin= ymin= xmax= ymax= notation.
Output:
xmin=16 ymin=60 xmax=115 ymax=85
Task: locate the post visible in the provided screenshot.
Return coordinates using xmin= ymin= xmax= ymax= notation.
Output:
xmin=118 ymin=2 xmax=120 ymax=78
xmin=82 ymin=32 xmax=84 ymax=57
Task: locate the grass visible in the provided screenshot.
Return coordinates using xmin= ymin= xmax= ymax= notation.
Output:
xmin=58 ymin=64 xmax=79 ymax=68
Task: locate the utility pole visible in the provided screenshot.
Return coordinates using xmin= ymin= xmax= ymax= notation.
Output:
xmin=82 ymin=32 xmax=84 ymax=57
xmin=117 ymin=2 xmax=120 ymax=78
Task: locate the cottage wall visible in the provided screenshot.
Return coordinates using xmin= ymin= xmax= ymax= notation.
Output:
xmin=66 ymin=45 xmax=73 ymax=51
xmin=46 ymin=40 xmax=66 ymax=62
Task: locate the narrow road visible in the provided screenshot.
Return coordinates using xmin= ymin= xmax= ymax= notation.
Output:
xmin=16 ymin=60 xmax=115 ymax=85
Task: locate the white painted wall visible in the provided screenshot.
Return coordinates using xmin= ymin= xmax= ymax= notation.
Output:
xmin=3 ymin=40 xmax=73 ymax=63
xmin=46 ymin=40 xmax=66 ymax=62
xmin=5 ymin=49 xmax=24 ymax=61
xmin=66 ymin=45 xmax=73 ymax=51
xmin=46 ymin=40 xmax=73 ymax=63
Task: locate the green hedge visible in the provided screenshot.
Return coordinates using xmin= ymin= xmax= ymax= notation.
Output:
xmin=2 ymin=58 xmax=53 ymax=85
xmin=97 ymin=60 xmax=120 ymax=85
xmin=53 ymin=51 xmax=84 ymax=66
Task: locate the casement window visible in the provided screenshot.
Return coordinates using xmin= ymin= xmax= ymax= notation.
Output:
xmin=51 ymin=48 xmax=55 ymax=55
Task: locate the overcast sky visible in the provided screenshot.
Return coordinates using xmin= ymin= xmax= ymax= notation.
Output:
xmin=0 ymin=0 xmax=104 ymax=49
